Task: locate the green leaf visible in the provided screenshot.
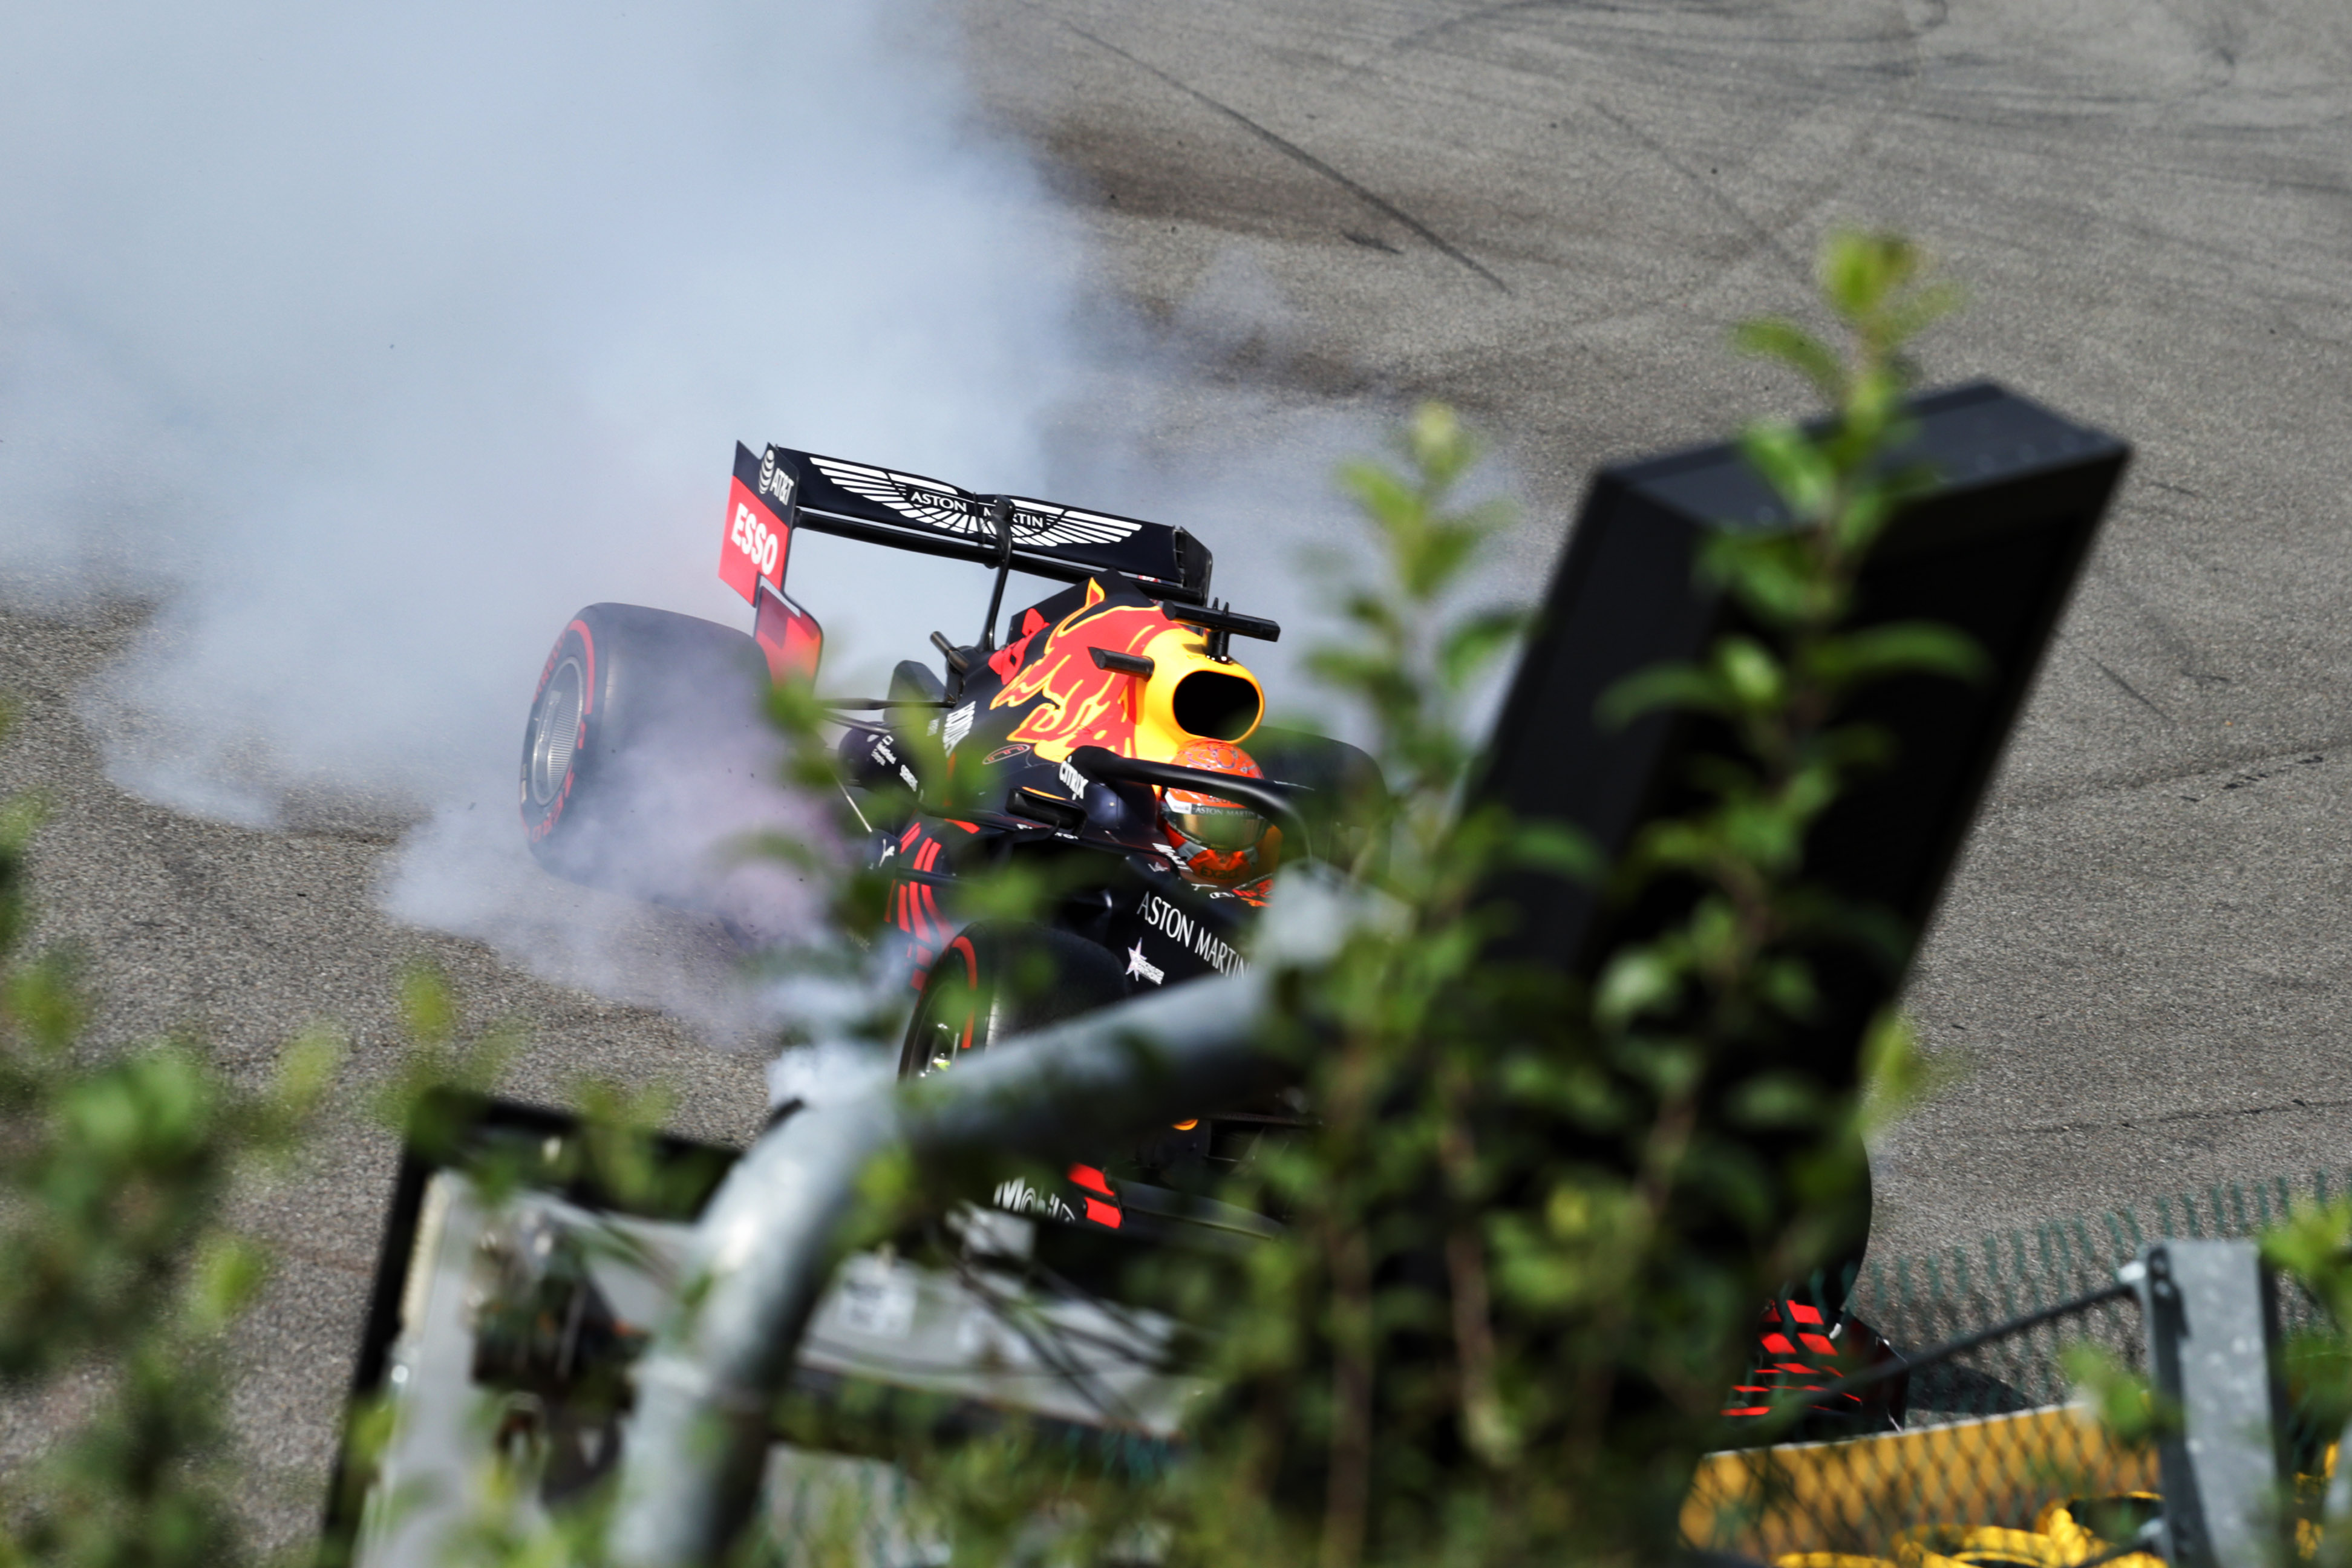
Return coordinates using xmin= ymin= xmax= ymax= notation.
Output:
xmin=1737 ymin=423 xmax=1835 ymax=520
xmin=1855 ymin=1007 xmax=1960 ymax=1134
xmin=1818 ymin=229 xmax=1921 ymax=322
xmin=1336 ymin=459 xmax=1418 ymax=529
xmin=762 ymin=668 xmax=832 ymax=745
xmin=1725 ymin=1072 xmax=1823 ymax=1129
xmin=1403 ymin=522 xmax=1485 ymax=601
xmin=270 ymin=1025 xmax=344 ymax=1126
xmin=1713 ymin=636 xmax=1785 ymax=710
xmin=1730 ymin=317 xmax=1843 ymax=400
xmin=1595 ymin=948 xmax=1684 ymax=1027
xmin=1829 ymin=482 xmax=1898 ymax=554
xmin=185 ymin=1233 xmax=269 ymax=1334
xmin=397 ymin=964 xmax=456 ymax=1047
xmin=1404 ymin=400 xmax=1480 ymax=487
xmin=1506 ymin=821 xmax=1599 ymax=881
xmin=1437 ymin=607 xmax=1530 ymax=692
xmin=1885 ymin=278 xmax=1966 ymax=347
xmin=1596 ymin=663 xmax=1727 ymax=730
xmin=1806 ymin=621 xmax=1990 ymax=688
xmin=1701 ymin=534 xmax=1826 ymax=628
xmin=1757 ymin=957 xmax=1821 ymax=1020
xmin=4 ymin=955 xmax=88 ymax=1059
xmin=2064 ymin=1342 xmax=2178 ymax=1449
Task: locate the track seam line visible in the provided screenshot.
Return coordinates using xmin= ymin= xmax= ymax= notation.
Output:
xmin=1051 ymin=19 xmax=1511 ymax=293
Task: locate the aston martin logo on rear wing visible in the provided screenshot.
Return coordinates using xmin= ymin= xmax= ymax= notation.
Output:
xmin=728 ymin=443 xmax=1213 ymax=601
xmin=810 ymin=455 xmax=1144 ymax=553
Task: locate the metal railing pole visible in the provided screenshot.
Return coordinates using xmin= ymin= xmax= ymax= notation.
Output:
xmin=607 ymin=955 xmax=1303 ymax=1566
xmin=2134 ymin=1239 xmax=2288 ymax=1567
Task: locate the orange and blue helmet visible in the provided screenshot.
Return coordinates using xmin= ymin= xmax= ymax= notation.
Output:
xmin=1161 ymin=739 xmax=1276 ymax=886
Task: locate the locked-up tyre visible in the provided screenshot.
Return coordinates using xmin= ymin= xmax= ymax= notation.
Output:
xmin=519 ymin=602 xmax=775 ymax=904
xmin=898 ymin=921 xmax=1129 ymax=1080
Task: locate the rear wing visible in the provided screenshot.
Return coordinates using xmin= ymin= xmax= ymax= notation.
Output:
xmin=723 ymin=442 xmax=1213 ymax=604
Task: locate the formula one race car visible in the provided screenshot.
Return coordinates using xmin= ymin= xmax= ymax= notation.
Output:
xmin=518 ymin=442 xmax=1383 ymax=1207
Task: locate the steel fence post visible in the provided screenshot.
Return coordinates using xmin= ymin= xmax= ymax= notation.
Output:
xmin=2132 ymin=1238 xmax=2288 ymax=1567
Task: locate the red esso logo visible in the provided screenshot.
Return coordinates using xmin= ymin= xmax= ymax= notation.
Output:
xmin=730 ymin=503 xmax=780 ymax=575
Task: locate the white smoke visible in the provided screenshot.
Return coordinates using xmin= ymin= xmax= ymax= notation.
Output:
xmin=0 ymin=0 xmax=1414 ymax=1053
xmin=1 ymin=2 xmax=1095 ymax=808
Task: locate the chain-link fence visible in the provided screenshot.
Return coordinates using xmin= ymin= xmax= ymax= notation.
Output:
xmin=1682 ymin=1169 xmax=2352 ymax=1566
xmin=1854 ymin=1171 xmax=2352 ymax=1331
xmin=1687 ymin=1279 xmax=2154 ymax=1561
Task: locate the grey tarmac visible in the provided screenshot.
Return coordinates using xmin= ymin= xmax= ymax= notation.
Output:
xmin=4 ymin=0 xmax=2350 ymax=1544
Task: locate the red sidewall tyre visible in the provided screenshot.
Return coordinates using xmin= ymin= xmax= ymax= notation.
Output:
xmin=518 ymin=602 xmax=771 ymax=900
xmin=520 ymin=616 xmax=599 ymax=858
xmin=897 ymin=921 xmax=1126 ymax=1080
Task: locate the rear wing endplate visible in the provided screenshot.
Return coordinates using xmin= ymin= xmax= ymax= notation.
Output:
xmin=720 ymin=447 xmax=824 ymax=683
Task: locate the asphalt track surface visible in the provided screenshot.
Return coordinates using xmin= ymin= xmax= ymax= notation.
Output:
xmin=5 ymin=0 xmax=2351 ymax=1546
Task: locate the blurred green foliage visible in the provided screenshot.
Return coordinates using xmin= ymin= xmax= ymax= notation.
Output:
xmin=2059 ymin=1343 xmax=2178 ymax=1454
xmin=0 ymin=707 xmax=339 ymax=1568
xmin=2265 ymin=1201 xmax=2352 ymax=1565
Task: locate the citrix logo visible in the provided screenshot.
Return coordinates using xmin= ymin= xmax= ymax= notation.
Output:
xmin=731 ymin=502 xmax=782 ymax=575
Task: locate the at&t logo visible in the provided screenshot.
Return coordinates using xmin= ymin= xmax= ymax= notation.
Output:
xmin=759 ymin=448 xmax=795 ymax=505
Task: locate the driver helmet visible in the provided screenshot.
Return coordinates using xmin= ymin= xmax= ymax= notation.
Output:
xmin=1161 ymin=739 xmax=1276 ymax=887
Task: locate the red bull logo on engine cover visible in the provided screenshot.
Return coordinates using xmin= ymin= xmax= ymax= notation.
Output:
xmin=988 ymin=581 xmax=1171 ymax=762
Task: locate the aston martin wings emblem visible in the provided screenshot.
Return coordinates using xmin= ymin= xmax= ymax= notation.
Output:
xmin=809 ymin=456 xmax=1144 ymax=551
xmin=809 ymin=457 xmax=976 ymax=535
xmin=1002 ymin=496 xmax=1146 ymax=550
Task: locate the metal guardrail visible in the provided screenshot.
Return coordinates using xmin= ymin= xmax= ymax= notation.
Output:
xmin=606 ymin=972 xmax=1273 ymax=1566
xmin=606 ymin=874 xmax=1367 ymax=1568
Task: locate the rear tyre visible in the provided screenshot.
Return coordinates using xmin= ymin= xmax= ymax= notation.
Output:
xmin=520 ymin=603 xmax=772 ymax=901
xmin=898 ymin=922 xmax=1128 ymax=1080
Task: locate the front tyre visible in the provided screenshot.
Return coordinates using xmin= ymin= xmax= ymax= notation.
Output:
xmin=898 ymin=922 xmax=1128 ymax=1079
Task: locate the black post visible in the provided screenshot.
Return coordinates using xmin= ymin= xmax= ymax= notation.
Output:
xmin=979 ymin=495 xmax=1015 ymax=652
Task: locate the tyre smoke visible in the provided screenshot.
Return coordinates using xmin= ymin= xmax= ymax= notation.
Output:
xmin=0 ymin=0 xmax=1390 ymax=1051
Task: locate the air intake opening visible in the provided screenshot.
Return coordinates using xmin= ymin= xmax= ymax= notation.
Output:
xmin=1172 ymin=670 xmax=1261 ymax=741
